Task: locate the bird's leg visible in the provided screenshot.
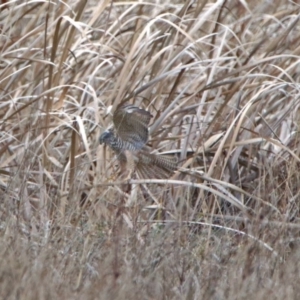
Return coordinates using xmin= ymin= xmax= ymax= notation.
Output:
xmin=122 ymin=150 xmax=136 ymax=181
xmin=118 ymin=151 xmax=136 ymax=194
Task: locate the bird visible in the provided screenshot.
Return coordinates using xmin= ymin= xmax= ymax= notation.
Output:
xmin=99 ymin=103 xmax=177 ymax=179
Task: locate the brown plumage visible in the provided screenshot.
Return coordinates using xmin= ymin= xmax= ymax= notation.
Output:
xmin=99 ymin=103 xmax=177 ymax=179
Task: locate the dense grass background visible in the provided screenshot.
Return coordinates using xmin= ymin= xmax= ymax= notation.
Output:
xmin=1 ymin=0 xmax=300 ymax=298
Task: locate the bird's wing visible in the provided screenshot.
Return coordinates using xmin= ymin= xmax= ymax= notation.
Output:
xmin=113 ymin=103 xmax=153 ymax=150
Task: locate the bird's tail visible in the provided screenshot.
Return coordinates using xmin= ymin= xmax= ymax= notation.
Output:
xmin=136 ymin=151 xmax=178 ymax=179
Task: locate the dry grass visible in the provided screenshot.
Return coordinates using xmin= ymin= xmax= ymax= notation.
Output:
xmin=1 ymin=0 xmax=300 ymax=298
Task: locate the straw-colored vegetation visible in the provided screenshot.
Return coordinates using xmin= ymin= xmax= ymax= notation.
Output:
xmin=1 ymin=0 xmax=300 ymax=298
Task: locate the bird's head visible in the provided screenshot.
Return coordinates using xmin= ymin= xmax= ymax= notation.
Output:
xmin=99 ymin=129 xmax=115 ymax=145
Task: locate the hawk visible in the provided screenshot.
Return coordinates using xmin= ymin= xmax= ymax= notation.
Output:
xmin=99 ymin=103 xmax=177 ymax=179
